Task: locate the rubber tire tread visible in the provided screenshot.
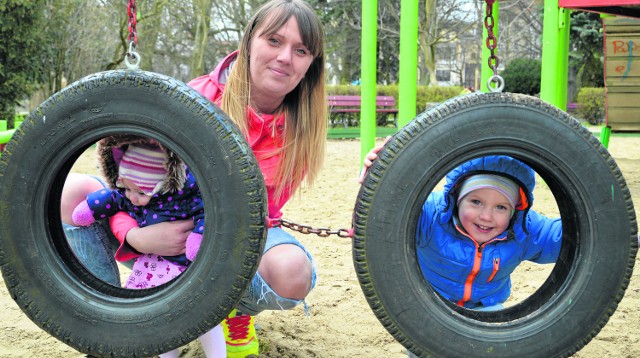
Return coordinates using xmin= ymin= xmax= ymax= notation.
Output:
xmin=0 ymin=70 xmax=267 ymax=357
xmin=353 ymin=92 xmax=638 ymax=358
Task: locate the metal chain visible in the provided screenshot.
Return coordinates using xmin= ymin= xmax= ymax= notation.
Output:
xmin=484 ymin=0 xmax=498 ymax=76
xmin=484 ymin=0 xmax=504 ymax=92
xmin=127 ymin=0 xmax=138 ymax=46
xmin=272 ymin=218 xmax=353 ymax=238
xmin=125 ymin=0 xmax=141 ymax=69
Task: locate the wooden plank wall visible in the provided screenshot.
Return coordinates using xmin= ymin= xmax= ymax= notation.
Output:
xmin=604 ymin=17 xmax=640 ymax=131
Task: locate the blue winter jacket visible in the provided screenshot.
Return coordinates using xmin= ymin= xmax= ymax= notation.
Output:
xmin=416 ymin=156 xmax=562 ymax=308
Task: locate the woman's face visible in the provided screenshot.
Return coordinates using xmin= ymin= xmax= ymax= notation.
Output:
xmin=457 ymin=188 xmax=513 ymax=244
xmin=249 ymin=16 xmax=314 ymax=103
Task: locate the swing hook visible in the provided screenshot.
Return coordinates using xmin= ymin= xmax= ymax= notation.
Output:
xmin=487 ymin=75 xmax=505 ymax=93
xmin=125 ymin=41 xmax=141 ymax=70
xmin=124 ymin=0 xmax=140 ymax=70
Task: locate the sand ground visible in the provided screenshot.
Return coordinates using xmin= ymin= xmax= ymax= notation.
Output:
xmin=0 ymin=135 xmax=638 ymax=357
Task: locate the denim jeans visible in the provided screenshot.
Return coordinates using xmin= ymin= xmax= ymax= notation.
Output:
xmin=237 ymin=227 xmax=317 ymax=316
xmin=63 ymin=176 xmax=122 ymax=286
xmin=64 ymin=220 xmax=123 ymax=286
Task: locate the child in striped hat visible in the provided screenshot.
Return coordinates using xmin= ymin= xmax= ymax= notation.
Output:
xmin=71 ymin=142 xmax=205 ymax=268
xmin=71 ymin=138 xmax=225 ymax=358
xmin=116 ymin=143 xmax=171 ymax=202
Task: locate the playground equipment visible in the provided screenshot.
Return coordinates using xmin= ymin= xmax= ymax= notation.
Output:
xmin=360 ymin=0 xmax=640 ymax=159
xmin=354 ymin=91 xmax=637 ymax=357
xmin=354 ymin=1 xmax=638 ymax=356
xmin=0 ymin=1 xmax=637 ymax=357
xmin=0 ymin=129 xmax=15 ymax=153
xmin=0 ymin=119 xmax=22 ymax=153
xmin=559 ymin=0 xmax=640 ymax=17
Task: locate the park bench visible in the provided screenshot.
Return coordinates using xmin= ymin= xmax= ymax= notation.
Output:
xmin=327 ymin=95 xmax=399 ymax=128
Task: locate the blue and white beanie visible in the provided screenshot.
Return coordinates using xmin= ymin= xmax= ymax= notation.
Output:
xmin=457 ymin=174 xmax=520 ymax=209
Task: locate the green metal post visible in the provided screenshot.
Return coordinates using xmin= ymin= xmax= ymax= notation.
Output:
xmin=598 ymin=13 xmax=613 ymax=148
xmin=557 ymin=8 xmax=571 ymax=109
xmin=540 ymin=0 xmax=570 ymax=108
xmin=361 ymin=0 xmax=378 ymax=165
xmin=0 ymin=129 xmax=15 ymax=145
xmin=481 ymin=1 xmax=499 ymax=93
xmin=398 ymin=0 xmax=419 ymax=128
xmin=599 ymin=126 xmax=611 ymax=148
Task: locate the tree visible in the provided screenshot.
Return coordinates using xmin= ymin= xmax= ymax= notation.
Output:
xmin=19 ymin=0 xmax=550 ymax=111
xmin=38 ymin=0 xmax=120 ymax=98
xmin=497 ymin=0 xmax=543 ymax=64
xmin=502 ymin=58 xmax=541 ymax=95
xmin=418 ymin=0 xmax=477 ymax=86
xmin=151 ymin=0 xmax=265 ymax=81
xmin=136 ymin=0 xmax=171 ymax=72
xmin=189 ymin=0 xmax=214 ymax=78
xmin=311 ymin=0 xmax=362 ymax=84
xmin=569 ymin=11 xmax=604 ymax=88
xmin=0 ymin=0 xmax=45 ymax=127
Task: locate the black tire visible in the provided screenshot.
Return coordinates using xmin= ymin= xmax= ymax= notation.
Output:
xmin=353 ymin=92 xmax=638 ymax=357
xmin=0 ymin=70 xmax=267 ymax=357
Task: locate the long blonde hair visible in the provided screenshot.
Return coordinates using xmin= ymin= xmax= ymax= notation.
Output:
xmin=221 ymin=0 xmax=326 ymax=200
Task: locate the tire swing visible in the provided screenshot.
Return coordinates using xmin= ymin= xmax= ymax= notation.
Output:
xmin=0 ymin=70 xmax=267 ymax=357
xmin=353 ymin=92 xmax=638 ymax=357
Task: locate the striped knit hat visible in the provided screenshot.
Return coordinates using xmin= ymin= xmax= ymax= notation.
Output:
xmin=117 ymin=143 xmax=167 ymax=195
xmin=457 ymin=174 xmax=520 ymax=209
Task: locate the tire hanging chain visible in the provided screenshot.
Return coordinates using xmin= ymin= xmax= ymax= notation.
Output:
xmin=270 ymin=218 xmax=354 ymax=239
xmin=484 ymin=0 xmax=504 ymax=92
xmin=125 ymin=0 xmax=141 ymax=69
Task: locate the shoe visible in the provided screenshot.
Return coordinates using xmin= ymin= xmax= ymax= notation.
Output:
xmin=222 ymin=309 xmax=259 ymax=357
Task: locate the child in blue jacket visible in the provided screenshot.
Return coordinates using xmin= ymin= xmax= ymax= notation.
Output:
xmin=418 ymin=155 xmax=562 ymax=309
xmin=361 ymin=149 xmax=563 ymax=311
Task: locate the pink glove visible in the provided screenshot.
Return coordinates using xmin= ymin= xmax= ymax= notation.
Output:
xmin=71 ymin=200 xmax=96 ymax=226
xmin=186 ymin=232 xmax=203 ymax=261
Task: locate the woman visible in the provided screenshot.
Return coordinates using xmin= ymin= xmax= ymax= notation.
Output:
xmin=61 ymin=1 xmax=326 ymax=356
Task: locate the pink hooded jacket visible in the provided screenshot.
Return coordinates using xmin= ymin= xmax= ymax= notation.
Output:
xmin=110 ymin=51 xmax=296 ymax=262
xmin=187 ymin=50 xmax=295 ymax=219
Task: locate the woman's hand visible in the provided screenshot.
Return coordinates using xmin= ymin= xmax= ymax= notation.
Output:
xmin=126 ymin=220 xmax=194 ymax=256
xmin=358 ymin=136 xmax=391 ymax=184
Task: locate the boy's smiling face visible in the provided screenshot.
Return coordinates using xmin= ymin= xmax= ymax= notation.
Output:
xmin=457 ymin=188 xmax=514 ymax=243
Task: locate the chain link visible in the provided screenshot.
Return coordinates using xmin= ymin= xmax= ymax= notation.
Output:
xmin=125 ymin=0 xmax=141 ymax=69
xmin=484 ymin=0 xmax=504 ymax=92
xmin=272 ymin=218 xmax=353 ymax=238
xmin=484 ymin=0 xmax=498 ymax=75
xmin=127 ymin=0 xmax=138 ymax=46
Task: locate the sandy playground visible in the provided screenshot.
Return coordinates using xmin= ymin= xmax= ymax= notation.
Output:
xmin=0 ymin=134 xmax=639 ymax=357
